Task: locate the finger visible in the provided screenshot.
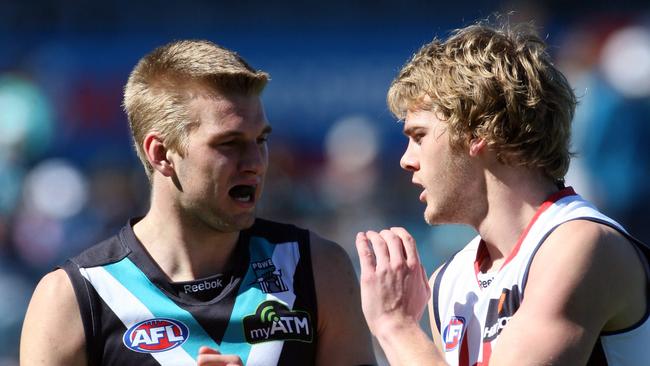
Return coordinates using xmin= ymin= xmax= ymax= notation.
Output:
xmin=198 ymin=346 xmax=220 ymax=355
xmin=390 ymin=227 xmax=420 ymax=266
xmin=355 ymin=232 xmax=376 ymax=274
xmin=379 ymin=229 xmax=406 ymax=266
xmin=365 ymin=230 xmax=390 ymax=269
xmin=197 ymin=354 xmax=243 ymax=366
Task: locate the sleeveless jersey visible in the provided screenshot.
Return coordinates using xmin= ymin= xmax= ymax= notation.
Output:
xmin=433 ymin=188 xmax=650 ymax=366
xmin=62 ymin=218 xmax=318 ymax=366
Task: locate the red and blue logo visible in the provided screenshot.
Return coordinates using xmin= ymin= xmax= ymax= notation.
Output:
xmin=123 ymin=318 xmax=189 ymax=353
xmin=442 ymin=316 xmax=465 ymax=352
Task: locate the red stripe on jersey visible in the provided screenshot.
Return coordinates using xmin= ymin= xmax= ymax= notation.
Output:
xmin=473 ymin=241 xmax=490 ymax=290
xmin=502 ymin=187 xmax=576 ymax=267
xmin=460 ymin=329 xmax=470 ymax=366
xmin=474 ymin=187 xmax=577 ymax=276
xmin=477 ymin=341 xmax=492 ymax=366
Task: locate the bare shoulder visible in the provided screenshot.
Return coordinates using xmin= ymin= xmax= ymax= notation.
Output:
xmin=489 ymin=219 xmax=647 ymax=364
xmin=309 ymin=232 xmax=361 ymax=305
xmin=309 ymin=231 xmax=357 ymax=282
xmin=24 ymin=269 xmax=80 ymax=322
xmin=33 ymin=268 xmax=76 ymax=299
xmin=529 ymin=219 xmax=647 ymax=330
xmin=309 ymin=232 xmax=356 ymax=307
xmin=308 ymin=231 xmax=376 ymax=365
xmin=538 ymin=219 xmax=644 ymax=279
xmin=308 ymin=231 xmax=365 ymax=311
xmin=21 ymin=269 xmax=86 ymax=366
xmin=309 ymin=230 xmax=350 ymax=259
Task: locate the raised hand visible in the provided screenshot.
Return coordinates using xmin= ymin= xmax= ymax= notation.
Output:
xmin=355 ymin=227 xmax=431 ymax=335
xmin=196 ymin=346 xmax=243 ymax=366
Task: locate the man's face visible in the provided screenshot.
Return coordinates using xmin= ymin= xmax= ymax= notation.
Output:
xmin=171 ymin=92 xmax=270 ymax=232
xmin=400 ymin=109 xmax=477 ymax=225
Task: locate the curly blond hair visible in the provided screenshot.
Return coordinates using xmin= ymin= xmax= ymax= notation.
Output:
xmin=388 ymin=20 xmax=576 ymax=181
xmin=123 ymin=40 xmax=269 ymax=180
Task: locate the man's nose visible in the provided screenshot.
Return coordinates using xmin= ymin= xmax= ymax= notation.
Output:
xmin=400 ymin=142 xmax=419 ymax=172
xmin=240 ymin=142 xmax=266 ymax=174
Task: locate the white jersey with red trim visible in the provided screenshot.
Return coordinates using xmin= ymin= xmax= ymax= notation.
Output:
xmin=432 ymin=188 xmax=650 ymax=366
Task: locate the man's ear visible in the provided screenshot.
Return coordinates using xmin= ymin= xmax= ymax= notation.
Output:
xmin=469 ymin=137 xmax=487 ymax=157
xmin=143 ymin=132 xmax=175 ymax=177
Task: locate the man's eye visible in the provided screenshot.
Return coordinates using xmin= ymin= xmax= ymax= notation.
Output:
xmin=257 ymin=135 xmax=269 ymax=144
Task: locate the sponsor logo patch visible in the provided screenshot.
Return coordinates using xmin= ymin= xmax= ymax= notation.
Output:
xmin=243 ymin=301 xmax=313 ymax=344
xmin=250 ymin=258 xmax=289 ymax=293
xmin=482 ymin=284 xmax=521 ymax=341
xmin=442 ymin=316 xmax=466 ymax=351
xmin=123 ymin=318 xmax=189 ymax=353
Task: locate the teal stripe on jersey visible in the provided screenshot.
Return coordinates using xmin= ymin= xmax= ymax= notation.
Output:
xmin=219 ymin=236 xmax=277 ymax=364
xmin=103 ymin=258 xmax=218 ymax=360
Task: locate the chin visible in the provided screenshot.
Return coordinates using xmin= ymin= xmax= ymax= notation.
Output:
xmin=423 ymin=209 xmax=436 ymax=225
xmin=230 ymin=212 xmax=257 ymax=230
xmin=204 ymin=211 xmax=256 ymax=233
xmin=423 ymin=206 xmax=447 ymax=226
xmin=239 ymin=214 xmax=257 ymax=229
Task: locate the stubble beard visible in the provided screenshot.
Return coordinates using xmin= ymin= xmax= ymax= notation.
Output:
xmin=184 ymin=198 xmax=257 ymax=234
xmin=207 ymin=208 xmax=256 ymax=233
xmin=423 ymin=150 xmax=475 ymax=226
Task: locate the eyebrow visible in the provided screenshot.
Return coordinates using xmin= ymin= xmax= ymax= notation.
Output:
xmin=403 ymin=126 xmax=426 ymax=137
xmin=208 ymin=124 xmax=273 ymax=142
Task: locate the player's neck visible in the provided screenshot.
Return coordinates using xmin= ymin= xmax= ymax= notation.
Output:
xmin=474 ymin=168 xmax=559 ymax=272
xmin=133 ymin=200 xmax=241 ymax=282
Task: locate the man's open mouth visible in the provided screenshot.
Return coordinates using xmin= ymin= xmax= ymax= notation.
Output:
xmin=228 ymin=185 xmax=256 ymax=203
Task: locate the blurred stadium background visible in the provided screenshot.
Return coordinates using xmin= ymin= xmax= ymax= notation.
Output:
xmin=1 ymin=0 xmax=650 ymax=364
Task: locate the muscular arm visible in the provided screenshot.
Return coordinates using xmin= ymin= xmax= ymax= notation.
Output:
xmin=310 ymin=232 xmax=376 ymax=365
xmin=490 ymin=220 xmax=647 ymax=365
xmin=20 ymin=269 xmax=87 ymax=366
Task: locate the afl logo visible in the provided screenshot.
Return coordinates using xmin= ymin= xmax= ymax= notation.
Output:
xmin=123 ymin=318 xmax=189 ymax=353
xmin=442 ymin=316 xmax=465 ymax=352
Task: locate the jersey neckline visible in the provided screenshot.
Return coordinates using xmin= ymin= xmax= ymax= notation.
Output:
xmin=118 ymin=217 xmax=251 ymax=305
xmin=473 ymin=187 xmax=577 ymax=281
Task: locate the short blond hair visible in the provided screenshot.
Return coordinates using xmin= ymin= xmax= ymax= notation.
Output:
xmin=388 ymin=20 xmax=576 ymax=182
xmin=123 ymin=40 xmax=269 ymax=179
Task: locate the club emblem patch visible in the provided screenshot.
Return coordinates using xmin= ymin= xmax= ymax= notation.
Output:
xmin=250 ymin=258 xmax=289 ymax=293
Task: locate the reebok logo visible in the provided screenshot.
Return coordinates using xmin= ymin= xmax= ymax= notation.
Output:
xmin=243 ymin=300 xmax=313 ymax=344
xmin=478 ymin=278 xmax=493 ymax=289
xmin=183 ymin=279 xmax=223 ymax=294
